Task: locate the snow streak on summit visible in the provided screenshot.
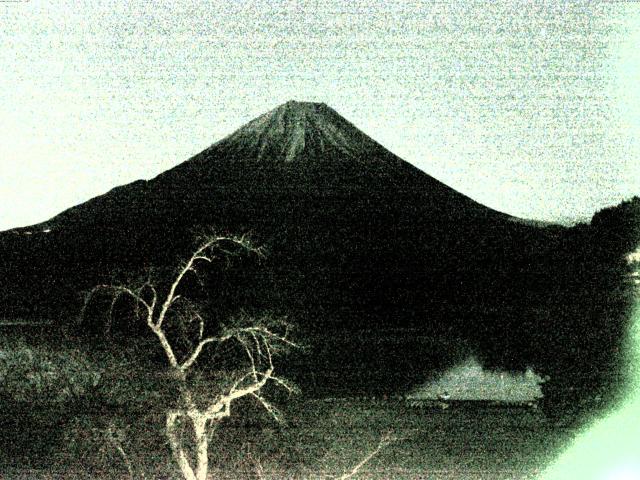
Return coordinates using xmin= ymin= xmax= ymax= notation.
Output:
xmin=205 ymin=101 xmax=390 ymax=164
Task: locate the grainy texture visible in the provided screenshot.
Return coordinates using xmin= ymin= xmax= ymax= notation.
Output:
xmin=1 ymin=1 xmax=638 ymax=229
xmin=1 ymin=2 xmax=639 ymax=479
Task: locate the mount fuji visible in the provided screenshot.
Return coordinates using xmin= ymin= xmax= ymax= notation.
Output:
xmin=1 ymin=101 xmax=635 ymax=399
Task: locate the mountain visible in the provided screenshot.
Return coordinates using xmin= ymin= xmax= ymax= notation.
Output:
xmin=34 ymin=101 xmax=512 ymax=228
xmin=1 ymin=101 xmax=636 ymax=402
xmin=9 ymin=101 xmax=531 ymax=329
xmin=204 ymin=100 xmax=392 ymax=163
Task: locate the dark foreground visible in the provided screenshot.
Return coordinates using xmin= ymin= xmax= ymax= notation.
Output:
xmin=0 ymin=398 xmax=580 ymax=479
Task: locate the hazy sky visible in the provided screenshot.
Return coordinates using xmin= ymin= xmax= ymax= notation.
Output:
xmin=1 ymin=0 xmax=639 ymax=230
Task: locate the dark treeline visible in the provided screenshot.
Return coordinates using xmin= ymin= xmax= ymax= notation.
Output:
xmin=1 ymin=172 xmax=636 ymax=415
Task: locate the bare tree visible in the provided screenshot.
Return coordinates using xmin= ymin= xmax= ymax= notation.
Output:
xmin=83 ymin=235 xmax=297 ymax=480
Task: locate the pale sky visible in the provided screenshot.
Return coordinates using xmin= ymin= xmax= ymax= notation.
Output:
xmin=1 ymin=0 xmax=639 ymax=230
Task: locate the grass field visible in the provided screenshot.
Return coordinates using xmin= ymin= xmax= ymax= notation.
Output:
xmin=0 ymin=397 xmax=581 ymax=479
xmin=0 ymin=329 xmax=588 ymax=479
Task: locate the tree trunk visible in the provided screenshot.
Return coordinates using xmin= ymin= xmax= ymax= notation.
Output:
xmin=193 ymin=414 xmax=209 ymax=480
xmin=166 ymin=411 xmax=199 ymax=480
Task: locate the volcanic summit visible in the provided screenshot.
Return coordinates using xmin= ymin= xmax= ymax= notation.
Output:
xmin=208 ymin=100 xmax=387 ymax=163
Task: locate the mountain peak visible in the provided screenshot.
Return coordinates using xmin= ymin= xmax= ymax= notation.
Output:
xmin=274 ymin=100 xmax=331 ymax=118
xmin=209 ymin=100 xmax=384 ymax=163
xmin=281 ymin=99 xmax=328 ymax=110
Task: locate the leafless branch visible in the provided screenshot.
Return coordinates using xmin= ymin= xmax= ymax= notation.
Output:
xmin=179 ymin=337 xmax=220 ymax=372
xmin=250 ymin=392 xmax=283 ymax=422
xmin=337 ymin=432 xmax=396 ymax=480
xmin=239 ymin=337 xmax=258 ymax=382
xmin=105 ymin=425 xmax=140 ymax=480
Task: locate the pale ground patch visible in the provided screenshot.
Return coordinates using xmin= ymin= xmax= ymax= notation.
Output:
xmin=407 ymin=356 xmax=544 ymax=402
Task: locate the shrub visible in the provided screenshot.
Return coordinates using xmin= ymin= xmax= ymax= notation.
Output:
xmin=0 ymin=339 xmax=102 ymax=405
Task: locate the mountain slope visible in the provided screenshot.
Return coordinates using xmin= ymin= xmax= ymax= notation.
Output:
xmin=4 ymin=101 xmax=632 ymax=403
xmin=33 ymin=101 xmax=513 ymax=232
